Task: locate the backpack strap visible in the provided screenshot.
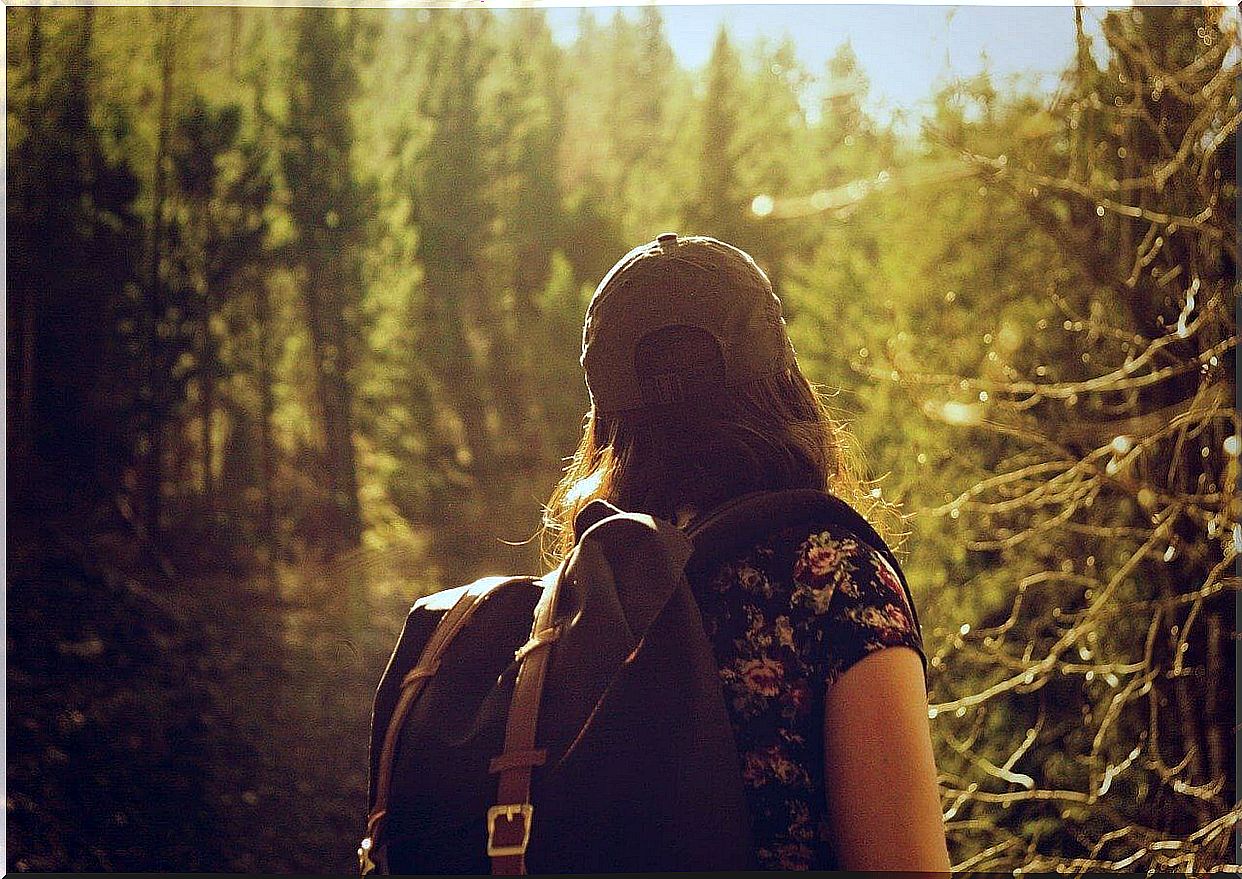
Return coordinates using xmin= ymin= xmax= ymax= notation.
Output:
xmin=484 ymin=563 xmax=563 ymax=874
xmin=486 ymin=565 xmax=565 ymax=875
xmin=361 ymin=577 xmax=531 ymax=876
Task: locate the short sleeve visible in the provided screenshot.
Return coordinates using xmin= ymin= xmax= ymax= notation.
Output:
xmin=790 ymin=525 xmax=928 ymax=695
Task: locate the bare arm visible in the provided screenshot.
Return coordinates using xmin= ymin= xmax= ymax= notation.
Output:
xmin=823 ymin=645 xmax=952 ymax=873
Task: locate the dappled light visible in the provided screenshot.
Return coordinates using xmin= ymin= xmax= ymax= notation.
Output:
xmin=6 ymin=3 xmax=1236 ymax=874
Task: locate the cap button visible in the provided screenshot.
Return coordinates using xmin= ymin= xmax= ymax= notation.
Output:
xmin=656 ymin=232 xmax=679 ymax=251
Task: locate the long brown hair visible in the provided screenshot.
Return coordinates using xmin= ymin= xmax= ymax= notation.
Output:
xmin=540 ymin=364 xmax=903 ymax=567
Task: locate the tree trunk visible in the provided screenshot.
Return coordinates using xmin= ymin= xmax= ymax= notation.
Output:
xmin=144 ymin=6 xmax=176 ymax=537
xmin=425 ymin=266 xmax=495 ymax=480
xmin=301 ymin=260 xmax=363 ymax=551
xmin=478 ymin=271 xmax=545 ymax=472
xmin=15 ymin=6 xmax=44 ymax=481
xmin=201 ymin=370 xmax=215 ymax=517
xmin=256 ymin=276 xmax=278 ymax=572
xmin=200 ymin=269 xmax=216 ymax=516
xmin=1204 ymin=612 xmax=1224 ymax=784
xmin=228 ymin=7 xmax=240 ymax=80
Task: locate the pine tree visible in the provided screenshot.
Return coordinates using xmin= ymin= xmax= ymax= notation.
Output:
xmin=166 ymin=94 xmax=273 ymax=524
xmin=7 ymin=7 xmax=144 ymax=508
xmin=280 ymin=7 xmax=372 ymax=551
xmin=816 ymin=41 xmax=877 ymax=182
xmin=487 ymin=8 xmax=567 ymax=470
xmin=684 ymin=27 xmax=751 ymax=249
xmin=491 ymin=8 xmax=564 ymax=315
xmin=740 ymin=35 xmax=816 ymax=288
xmin=616 ymin=6 xmax=681 ymax=236
xmin=407 ymin=11 xmax=499 ymax=491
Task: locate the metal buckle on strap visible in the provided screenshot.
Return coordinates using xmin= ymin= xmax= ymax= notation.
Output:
xmin=486 ymin=803 xmax=533 ymax=857
xmin=358 ymin=837 xmax=376 ymax=876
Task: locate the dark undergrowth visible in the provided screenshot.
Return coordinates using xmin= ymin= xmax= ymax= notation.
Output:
xmin=7 ymin=486 xmax=413 ymax=873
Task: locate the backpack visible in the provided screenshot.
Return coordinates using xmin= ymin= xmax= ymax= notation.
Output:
xmin=361 ymin=488 xmax=919 ymax=875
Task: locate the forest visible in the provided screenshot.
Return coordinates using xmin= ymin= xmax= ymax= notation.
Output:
xmin=6 ymin=3 xmax=1237 ymax=873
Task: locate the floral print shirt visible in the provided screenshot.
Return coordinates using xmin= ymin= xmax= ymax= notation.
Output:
xmin=691 ymin=521 xmax=928 ymax=871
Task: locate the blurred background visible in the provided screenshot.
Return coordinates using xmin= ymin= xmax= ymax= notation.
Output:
xmin=6 ymin=2 xmax=1237 ymax=872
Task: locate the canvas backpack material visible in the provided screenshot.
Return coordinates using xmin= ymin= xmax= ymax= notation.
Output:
xmin=362 ymin=488 xmax=920 ymax=875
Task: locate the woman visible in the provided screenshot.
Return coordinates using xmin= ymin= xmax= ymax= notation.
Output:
xmin=541 ymin=233 xmax=951 ymax=872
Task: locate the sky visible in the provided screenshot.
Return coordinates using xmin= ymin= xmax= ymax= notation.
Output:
xmin=542 ymin=4 xmax=1116 ymax=128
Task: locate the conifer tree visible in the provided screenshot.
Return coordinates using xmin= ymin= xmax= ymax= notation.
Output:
xmin=488 ymin=9 xmax=567 ymax=470
xmin=617 ymin=7 xmax=681 ymax=235
xmin=742 ymin=35 xmax=816 ymax=287
xmin=280 ymin=7 xmax=371 ymax=551
xmin=7 ymin=7 xmax=144 ymax=507
xmin=167 ymin=94 xmax=273 ymax=522
xmin=816 ymin=42 xmax=882 ymax=181
xmin=408 ymin=11 xmax=499 ymax=492
xmin=684 ymin=28 xmax=752 ymax=250
xmin=491 ymin=9 xmax=564 ymax=315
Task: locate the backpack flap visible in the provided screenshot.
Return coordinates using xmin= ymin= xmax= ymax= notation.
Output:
xmin=535 ymin=505 xmax=691 ymax=760
xmin=529 ymin=504 xmax=757 ymax=872
xmin=566 ymin=497 xmax=687 ymax=638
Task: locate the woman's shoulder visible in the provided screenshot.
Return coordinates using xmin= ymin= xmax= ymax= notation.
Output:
xmin=787 ymin=519 xmax=928 ymax=691
xmin=786 ymin=521 xmax=909 ymax=608
xmin=700 ymin=516 xmax=907 ymax=612
xmin=700 ymin=516 xmax=927 ymax=691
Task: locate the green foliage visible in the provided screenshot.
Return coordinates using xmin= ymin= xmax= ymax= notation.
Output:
xmin=876 ymin=6 xmax=1237 ymax=870
xmin=684 ymin=28 xmax=753 ymax=249
xmin=279 ymin=7 xmax=375 ymax=552
xmin=7 ymin=4 xmax=1236 ymax=873
xmin=8 ymin=7 xmax=143 ymax=499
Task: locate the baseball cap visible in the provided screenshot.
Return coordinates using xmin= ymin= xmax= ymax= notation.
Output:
xmin=581 ymin=233 xmax=797 ymax=414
